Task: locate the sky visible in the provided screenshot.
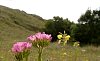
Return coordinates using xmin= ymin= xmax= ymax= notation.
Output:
xmin=0 ymin=0 xmax=100 ymax=23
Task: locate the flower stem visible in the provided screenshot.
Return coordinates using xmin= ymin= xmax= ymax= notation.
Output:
xmin=38 ymin=46 xmax=43 ymax=61
xmin=25 ymin=57 xmax=28 ymax=61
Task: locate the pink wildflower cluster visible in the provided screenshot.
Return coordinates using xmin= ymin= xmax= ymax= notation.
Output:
xmin=27 ymin=32 xmax=52 ymax=42
xmin=12 ymin=42 xmax=32 ymax=53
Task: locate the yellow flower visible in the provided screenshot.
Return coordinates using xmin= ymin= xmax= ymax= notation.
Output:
xmin=57 ymin=35 xmax=62 ymax=39
xmin=63 ymin=52 xmax=67 ymax=55
xmin=73 ymin=42 xmax=80 ymax=47
xmin=65 ymin=35 xmax=70 ymax=40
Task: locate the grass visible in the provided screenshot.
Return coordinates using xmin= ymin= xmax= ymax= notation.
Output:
xmin=0 ymin=42 xmax=100 ymax=61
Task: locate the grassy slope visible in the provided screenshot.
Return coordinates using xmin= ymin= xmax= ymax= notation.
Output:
xmin=0 ymin=5 xmax=45 ymax=41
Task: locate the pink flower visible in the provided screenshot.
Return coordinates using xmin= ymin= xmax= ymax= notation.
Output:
xmin=27 ymin=32 xmax=52 ymax=42
xmin=35 ymin=32 xmax=45 ymax=40
xmin=45 ymin=34 xmax=52 ymax=40
xmin=23 ymin=42 xmax=32 ymax=48
xmin=12 ymin=42 xmax=32 ymax=53
xmin=42 ymin=33 xmax=52 ymax=40
xmin=27 ymin=35 xmax=36 ymax=41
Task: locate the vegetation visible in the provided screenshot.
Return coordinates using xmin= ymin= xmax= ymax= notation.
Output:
xmin=74 ymin=10 xmax=100 ymax=46
xmin=44 ymin=10 xmax=100 ymax=46
xmin=0 ymin=5 xmax=100 ymax=61
xmin=44 ymin=16 xmax=73 ymax=41
xmin=0 ymin=5 xmax=100 ymax=45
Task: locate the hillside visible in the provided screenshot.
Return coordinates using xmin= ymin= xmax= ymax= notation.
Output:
xmin=0 ymin=5 xmax=45 ymax=41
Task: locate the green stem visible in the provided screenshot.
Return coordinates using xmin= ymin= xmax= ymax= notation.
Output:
xmin=38 ymin=46 xmax=43 ymax=61
xmin=15 ymin=53 xmax=23 ymax=61
xmin=25 ymin=57 xmax=28 ymax=61
xmin=16 ymin=59 xmax=23 ymax=61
